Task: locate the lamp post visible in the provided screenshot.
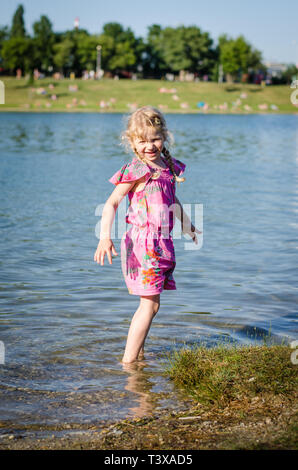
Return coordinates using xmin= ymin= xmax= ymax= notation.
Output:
xmin=96 ymin=45 xmax=102 ymax=79
xmin=218 ymin=63 xmax=223 ymax=83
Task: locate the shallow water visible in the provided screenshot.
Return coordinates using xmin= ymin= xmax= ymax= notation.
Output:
xmin=0 ymin=112 xmax=297 ymax=435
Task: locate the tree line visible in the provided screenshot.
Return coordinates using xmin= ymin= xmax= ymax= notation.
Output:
xmin=0 ymin=4 xmax=295 ymax=84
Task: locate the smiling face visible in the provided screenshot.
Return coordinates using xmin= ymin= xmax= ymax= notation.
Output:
xmin=132 ymin=128 xmax=164 ymax=163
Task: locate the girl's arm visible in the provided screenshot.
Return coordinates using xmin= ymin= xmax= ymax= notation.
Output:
xmin=174 ymin=195 xmax=202 ymax=244
xmin=94 ymin=181 xmax=136 ymax=265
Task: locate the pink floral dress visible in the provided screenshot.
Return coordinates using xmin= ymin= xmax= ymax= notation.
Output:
xmin=109 ymin=155 xmax=186 ymax=296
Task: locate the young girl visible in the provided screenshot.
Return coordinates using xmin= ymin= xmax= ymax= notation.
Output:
xmin=94 ymin=106 xmax=201 ymax=363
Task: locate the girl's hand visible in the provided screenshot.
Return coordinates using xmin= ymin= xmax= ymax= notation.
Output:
xmin=183 ymin=223 xmax=202 ymax=245
xmin=94 ymin=239 xmax=118 ymax=265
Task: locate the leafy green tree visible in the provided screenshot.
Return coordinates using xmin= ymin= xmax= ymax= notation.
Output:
xmin=75 ymin=34 xmax=99 ymax=71
xmin=168 ymin=26 xmax=214 ymax=74
xmin=143 ymin=25 xmax=167 ymax=77
xmin=32 ymin=15 xmax=55 ymax=71
xmin=97 ymin=22 xmax=138 ymax=74
xmin=102 ymin=22 xmax=123 ymax=40
xmin=109 ymin=40 xmax=136 ymax=70
xmin=277 ymin=64 xmax=298 ymax=85
xmin=0 ymin=25 xmax=9 ymax=68
xmin=144 ymin=25 xmax=215 ymax=77
xmin=53 ymin=38 xmax=74 ymax=74
xmin=2 ymin=4 xmax=36 ymax=79
xmin=2 ymin=36 xmax=36 ymax=77
xmin=0 ymin=25 xmax=9 ymax=45
xmin=10 ymin=4 xmax=26 ymax=38
xmin=2 ymin=37 xmax=29 ymax=70
xmin=53 ymin=28 xmax=106 ymax=76
xmin=218 ymin=34 xmax=262 ymax=82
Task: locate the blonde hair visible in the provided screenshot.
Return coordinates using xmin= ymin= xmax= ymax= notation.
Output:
xmin=121 ymin=106 xmax=185 ymax=184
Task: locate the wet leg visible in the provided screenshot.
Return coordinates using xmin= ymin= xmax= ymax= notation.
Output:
xmin=122 ymin=294 xmax=160 ymax=363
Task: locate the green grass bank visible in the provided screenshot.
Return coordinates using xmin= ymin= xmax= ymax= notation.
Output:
xmin=0 ymin=76 xmax=297 ymax=114
xmin=1 ymin=343 xmax=297 ymax=450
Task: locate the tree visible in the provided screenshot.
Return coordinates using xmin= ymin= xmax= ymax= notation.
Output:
xmin=144 ymin=25 xmax=215 ymax=78
xmin=75 ymin=33 xmax=99 ymax=71
xmin=2 ymin=36 xmax=35 ymax=73
xmin=102 ymin=22 xmax=124 ymax=40
xmin=97 ymin=22 xmax=138 ymax=74
xmin=3 ymin=4 xmax=35 ymax=78
xmin=218 ymin=34 xmax=262 ymax=82
xmin=279 ymin=64 xmax=298 ymax=85
xmin=0 ymin=25 xmax=9 ymax=46
xmin=108 ymin=39 xmax=136 ymax=71
xmin=53 ymin=38 xmax=74 ymax=74
xmin=10 ymin=4 xmax=26 ymax=38
xmin=61 ymin=28 xmax=93 ymax=76
xmin=167 ymin=26 xmax=214 ymax=75
xmin=0 ymin=25 xmax=9 ymax=69
xmin=32 ymin=15 xmax=55 ymax=71
xmin=144 ymin=25 xmax=167 ymax=77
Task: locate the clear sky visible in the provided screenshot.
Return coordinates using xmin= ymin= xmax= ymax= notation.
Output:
xmin=1 ymin=0 xmax=297 ymax=65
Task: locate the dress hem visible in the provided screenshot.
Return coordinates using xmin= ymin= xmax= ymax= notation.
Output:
xmin=127 ymin=286 xmax=177 ymax=296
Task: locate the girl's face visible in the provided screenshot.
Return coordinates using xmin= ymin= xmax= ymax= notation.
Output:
xmin=133 ymin=128 xmax=164 ymax=162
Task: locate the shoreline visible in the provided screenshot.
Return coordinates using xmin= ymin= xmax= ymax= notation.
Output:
xmin=0 ymin=108 xmax=297 ymax=115
xmin=1 ymin=344 xmax=297 ymax=450
xmin=0 ymin=394 xmax=296 ymax=450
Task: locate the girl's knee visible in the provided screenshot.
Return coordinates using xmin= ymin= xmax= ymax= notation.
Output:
xmin=152 ymin=301 xmax=160 ymax=316
xmin=140 ymin=294 xmax=160 ymax=316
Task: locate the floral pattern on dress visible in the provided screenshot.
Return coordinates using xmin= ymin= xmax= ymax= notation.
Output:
xmin=109 ymin=159 xmax=152 ymax=185
xmin=141 ymin=247 xmax=163 ymax=289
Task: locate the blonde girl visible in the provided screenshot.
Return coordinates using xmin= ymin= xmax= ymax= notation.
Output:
xmin=94 ymin=106 xmax=200 ymax=363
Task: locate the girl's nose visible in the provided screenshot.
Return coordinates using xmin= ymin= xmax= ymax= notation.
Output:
xmin=147 ymin=142 xmax=156 ymax=149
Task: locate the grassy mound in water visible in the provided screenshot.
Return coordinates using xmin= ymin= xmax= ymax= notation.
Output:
xmin=165 ymin=343 xmax=297 ymax=408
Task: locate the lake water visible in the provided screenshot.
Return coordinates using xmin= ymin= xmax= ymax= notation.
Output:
xmin=0 ymin=112 xmax=297 ymax=437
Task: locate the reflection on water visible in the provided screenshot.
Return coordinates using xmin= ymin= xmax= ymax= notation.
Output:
xmin=122 ymin=361 xmax=156 ymax=419
xmin=0 ymin=112 xmax=297 ymax=436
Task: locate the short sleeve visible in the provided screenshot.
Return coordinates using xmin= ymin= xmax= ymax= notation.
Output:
xmin=109 ymin=158 xmax=151 ymax=185
xmin=172 ymin=157 xmax=186 ymax=176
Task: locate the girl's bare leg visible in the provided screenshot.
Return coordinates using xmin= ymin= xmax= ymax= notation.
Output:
xmin=122 ymin=294 xmax=160 ymax=363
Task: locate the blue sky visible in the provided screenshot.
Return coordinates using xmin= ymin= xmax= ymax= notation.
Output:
xmin=1 ymin=0 xmax=297 ymax=64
